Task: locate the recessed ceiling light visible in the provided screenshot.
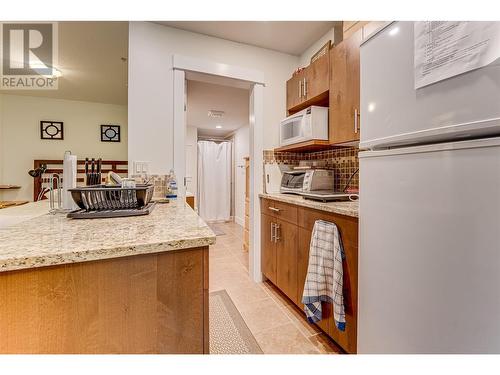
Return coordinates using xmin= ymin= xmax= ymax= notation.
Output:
xmin=208 ymin=110 xmax=225 ymax=118
xmin=216 ymin=125 xmax=222 ymax=129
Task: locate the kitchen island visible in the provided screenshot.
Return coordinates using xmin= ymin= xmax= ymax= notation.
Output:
xmin=0 ymin=200 xmax=215 ymax=354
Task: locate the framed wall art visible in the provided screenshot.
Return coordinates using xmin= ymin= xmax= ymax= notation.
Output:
xmin=40 ymin=121 xmax=64 ymax=140
xmin=100 ymin=125 xmax=121 ymax=142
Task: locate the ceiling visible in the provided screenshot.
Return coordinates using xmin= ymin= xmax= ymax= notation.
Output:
xmin=157 ymin=21 xmax=337 ymax=55
xmin=187 ymin=79 xmax=249 ymax=137
xmin=1 ymin=22 xmax=128 ymax=105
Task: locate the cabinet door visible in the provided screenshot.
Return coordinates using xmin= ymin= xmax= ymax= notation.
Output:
xmin=329 ymin=28 xmax=362 ymax=144
xmin=286 ymin=72 xmax=303 ymax=111
xmin=297 ymin=228 xmax=311 ymax=307
xmin=304 ymin=52 xmax=329 ymax=101
xmin=261 ymin=214 xmax=277 ymax=283
xmin=296 ymin=227 xmax=332 ymax=335
xmin=275 ymin=219 xmax=298 ymax=302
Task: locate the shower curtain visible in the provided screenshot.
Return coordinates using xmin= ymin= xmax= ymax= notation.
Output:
xmin=197 ymin=140 xmax=232 ymax=222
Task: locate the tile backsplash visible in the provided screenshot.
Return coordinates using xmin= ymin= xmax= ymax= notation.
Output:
xmin=263 ymin=147 xmax=359 ymax=191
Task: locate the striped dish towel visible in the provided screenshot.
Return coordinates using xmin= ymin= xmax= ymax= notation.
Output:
xmin=302 ymin=220 xmax=346 ymax=331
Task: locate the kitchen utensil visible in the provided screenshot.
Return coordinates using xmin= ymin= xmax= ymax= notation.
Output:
xmin=97 ymin=158 xmax=102 ymax=184
xmin=107 ymin=171 xmax=122 ymax=185
xmin=28 ymin=164 xmax=47 ymax=178
xmin=90 ymin=158 xmax=96 ymax=185
xmin=84 ymin=158 xmax=89 ymax=185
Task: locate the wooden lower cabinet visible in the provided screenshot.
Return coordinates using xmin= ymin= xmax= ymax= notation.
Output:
xmin=261 ymin=198 xmax=358 ymax=353
xmin=261 ymin=213 xmax=277 ymax=284
xmin=0 ymin=247 xmax=209 ymax=354
xmin=261 ymin=215 xmax=298 ymax=302
xmin=275 ymin=219 xmax=298 ymax=302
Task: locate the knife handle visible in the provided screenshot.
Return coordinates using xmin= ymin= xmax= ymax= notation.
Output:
xmin=84 ymin=158 xmax=89 ymax=186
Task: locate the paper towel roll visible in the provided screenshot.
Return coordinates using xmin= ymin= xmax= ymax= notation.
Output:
xmin=62 ymin=151 xmax=77 ymax=210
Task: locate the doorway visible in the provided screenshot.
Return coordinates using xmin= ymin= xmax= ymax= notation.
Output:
xmin=173 ymin=56 xmax=265 ymax=282
xmin=185 ymin=76 xmax=250 ymax=269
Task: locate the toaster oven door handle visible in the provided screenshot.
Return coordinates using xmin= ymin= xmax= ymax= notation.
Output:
xmin=268 ymin=207 xmax=281 ymax=213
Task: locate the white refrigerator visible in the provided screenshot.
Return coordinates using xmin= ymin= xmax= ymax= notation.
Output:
xmin=358 ymin=21 xmax=500 ymax=353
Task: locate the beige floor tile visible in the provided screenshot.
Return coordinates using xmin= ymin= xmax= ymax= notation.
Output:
xmin=209 ymin=246 xmax=234 ymax=260
xmin=238 ymin=298 xmax=292 ymax=335
xmin=262 ymin=281 xmax=322 ymax=337
xmin=308 ymin=333 xmax=343 ymax=354
xmin=226 ymin=283 xmax=270 ymax=309
xmin=254 ymin=323 xmax=320 ymax=354
xmin=209 ymin=221 xmax=339 ymax=354
xmin=232 ymin=250 xmax=249 ymax=270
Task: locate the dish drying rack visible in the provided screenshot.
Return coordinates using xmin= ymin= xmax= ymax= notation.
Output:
xmin=67 ymin=184 xmax=155 ymax=219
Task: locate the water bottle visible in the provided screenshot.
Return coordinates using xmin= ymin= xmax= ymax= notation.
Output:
xmin=166 ymin=169 xmax=178 ymax=199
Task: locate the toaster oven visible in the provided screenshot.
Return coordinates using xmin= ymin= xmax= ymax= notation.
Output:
xmin=280 ymin=169 xmax=335 ymax=194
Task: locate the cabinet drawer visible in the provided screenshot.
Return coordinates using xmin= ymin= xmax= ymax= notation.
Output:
xmin=297 ymin=207 xmax=358 ymax=249
xmin=260 ymin=198 xmax=298 ymax=225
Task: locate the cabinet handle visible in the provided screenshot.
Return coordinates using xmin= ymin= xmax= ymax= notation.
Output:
xmin=270 ymin=222 xmax=275 ymax=242
xmin=303 ymin=78 xmax=307 ymax=97
xmin=268 ymin=207 xmax=281 ymax=213
xmin=275 ymin=224 xmax=281 ymax=242
xmin=354 ymin=108 xmax=359 ymax=134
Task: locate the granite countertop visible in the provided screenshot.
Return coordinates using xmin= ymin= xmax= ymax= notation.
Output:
xmin=260 ymin=193 xmax=359 ymax=218
xmin=0 ymin=200 xmax=216 ymax=273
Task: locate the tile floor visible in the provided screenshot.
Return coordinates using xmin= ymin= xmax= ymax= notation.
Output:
xmin=209 ymin=221 xmax=342 ymax=354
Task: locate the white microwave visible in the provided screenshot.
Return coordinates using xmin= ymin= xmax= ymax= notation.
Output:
xmin=279 ymin=106 xmax=328 ymax=147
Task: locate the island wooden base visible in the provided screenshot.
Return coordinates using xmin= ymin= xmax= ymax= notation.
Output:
xmin=0 ymin=246 xmax=209 ymax=354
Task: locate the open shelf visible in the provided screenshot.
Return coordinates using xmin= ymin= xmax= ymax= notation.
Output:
xmin=287 ymin=91 xmax=329 ymax=115
xmin=274 ymin=140 xmax=333 ymax=153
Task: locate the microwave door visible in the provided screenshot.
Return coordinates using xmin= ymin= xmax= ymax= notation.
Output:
xmin=280 ymin=114 xmax=304 ymax=146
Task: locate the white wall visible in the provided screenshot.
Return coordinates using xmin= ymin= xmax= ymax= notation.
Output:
xmin=185 ymin=126 xmax=198 ymax=200
xmin=0 ymin=94 xmax=128 ymax=201
xmin=298 ymin=25 xmax=341 ymax=67
xmin=128 ymin=22 xmax=299 ymax=174
xmin=233 ymin=125 xmax=250 ymax=226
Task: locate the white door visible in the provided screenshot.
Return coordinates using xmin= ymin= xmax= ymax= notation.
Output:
xmin=358 ymin=137 xmax=500 ymax=353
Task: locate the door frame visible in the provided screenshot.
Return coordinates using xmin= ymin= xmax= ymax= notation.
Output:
xmin=172 ymin=54 xmax=265 ymax=282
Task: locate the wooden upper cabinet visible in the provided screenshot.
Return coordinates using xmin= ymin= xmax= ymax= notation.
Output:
xmin=329 ymin=28 xmax=362 ymax=145
xmin=286 ymin=52 xmax=330 ymax=113
xmin=286 ymin=70 xmax=304 ymax=111
xmin=303 ymin=52 xmax=329 ymax=102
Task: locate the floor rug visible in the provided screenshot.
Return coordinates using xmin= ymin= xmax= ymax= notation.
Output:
xmin=208 ymin=224 xmax=226 ymax=236
xmin=209 ymin=290 xmax=263 ymax=354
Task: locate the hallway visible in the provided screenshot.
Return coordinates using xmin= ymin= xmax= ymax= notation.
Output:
xmin=209 ymin=221 xmax=342 ymax=354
